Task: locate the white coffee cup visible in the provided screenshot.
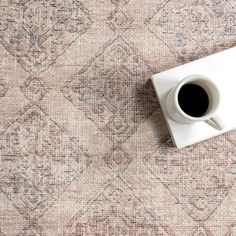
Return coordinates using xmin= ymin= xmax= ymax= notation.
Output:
xmin=166 ymin=75 xmax=224 ymax=130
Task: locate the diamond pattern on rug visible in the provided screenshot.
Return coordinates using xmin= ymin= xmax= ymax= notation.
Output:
xmin=145 ymin=0 xmax=236 ymax=62
xmin=0 ymin=0 xmax=236 ymax=235
xmin=0 ymin=0 xmax=92 ymax=73
xmin=0 ymin=105 xmax=91 ymax=219
xmin=62 ymin=36 xmax=158 ymax=145
xmin=144 ymin=131 xmax=236 ymax=221
xmin=64 ymin=176 xmax=173 ymax=235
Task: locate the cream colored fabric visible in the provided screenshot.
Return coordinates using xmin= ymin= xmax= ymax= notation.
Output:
xmin=0 ymin=0 xmax=236 ymax=235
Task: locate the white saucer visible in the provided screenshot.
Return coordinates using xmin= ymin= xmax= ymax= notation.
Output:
xmin=152 ymin=47 xmax=236 ymax=148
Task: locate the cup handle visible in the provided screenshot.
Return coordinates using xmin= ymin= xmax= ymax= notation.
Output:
xmin=205 ymin=116 xmax=224 ymax=130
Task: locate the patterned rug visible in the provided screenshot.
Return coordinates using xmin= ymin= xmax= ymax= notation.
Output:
xmin=0 ymin=0 xmax=236 ymax=235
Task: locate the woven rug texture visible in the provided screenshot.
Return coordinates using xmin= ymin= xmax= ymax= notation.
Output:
xmin=0 ymin=0 xmax=236 ymax=235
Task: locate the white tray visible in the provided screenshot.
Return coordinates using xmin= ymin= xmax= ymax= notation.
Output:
xmin=152 ymin=47 xmax=236 ymax=148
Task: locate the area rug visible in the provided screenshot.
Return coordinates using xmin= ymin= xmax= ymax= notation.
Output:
xmin=0 ymin=0 xmax=236 ymax=235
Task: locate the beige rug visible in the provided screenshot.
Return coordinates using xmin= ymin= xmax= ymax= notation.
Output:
xmin=0 ymin=0 xmax=236 ymax=235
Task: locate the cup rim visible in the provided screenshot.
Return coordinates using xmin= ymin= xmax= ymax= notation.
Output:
xmin=174 ymin=74 xmax=220 ymax=121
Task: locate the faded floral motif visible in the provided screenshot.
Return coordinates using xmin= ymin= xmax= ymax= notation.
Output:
xmin=145 ymin=0 xmax=236 ymax=62
xmin=0 ymin=106 xmax=90 ymax=219
xmin=0 ymin=0 xmax=92 ymax=73
xmin=0 ymin=0 xmax=236 ymax=235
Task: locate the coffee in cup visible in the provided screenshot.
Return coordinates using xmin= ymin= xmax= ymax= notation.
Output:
xmin=166 ymin=75 xmax=224 ymax=130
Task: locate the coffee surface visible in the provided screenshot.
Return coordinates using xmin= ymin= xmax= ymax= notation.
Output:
xmin=178 ymin=83 xmax=209 ymax=117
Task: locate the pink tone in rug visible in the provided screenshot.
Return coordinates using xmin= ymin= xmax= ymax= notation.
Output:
xmin=0 ymin=0 xmax=236 ymax=235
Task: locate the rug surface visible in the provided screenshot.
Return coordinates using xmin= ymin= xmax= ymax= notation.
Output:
xmin=0 ymin=0 xmax=236 ymax=235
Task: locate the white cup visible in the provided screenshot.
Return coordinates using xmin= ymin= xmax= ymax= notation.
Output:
xmin=166 ymin=75 xmax=224 ymax=130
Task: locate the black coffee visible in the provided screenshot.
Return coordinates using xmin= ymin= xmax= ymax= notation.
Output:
xmin=178 ymin=83 xmax=209 ymax=117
